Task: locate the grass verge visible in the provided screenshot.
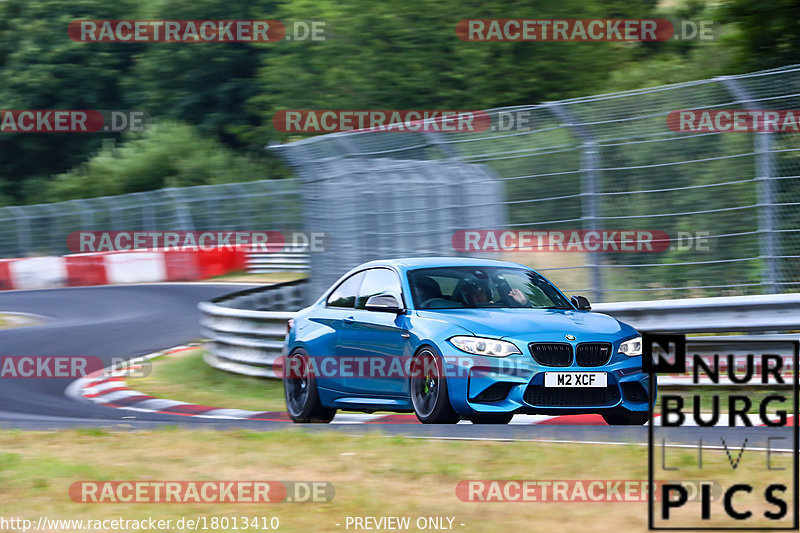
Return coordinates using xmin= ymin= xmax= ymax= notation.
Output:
xmin=207 ymin=271 xmax=306 ymax=284
xmin=127 ymin=347 xmax=285 ymax=412
xmin=0 ymin=428 xmax=794 ymax=531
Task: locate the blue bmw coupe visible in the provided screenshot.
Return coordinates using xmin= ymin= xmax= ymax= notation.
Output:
xmin=283 ymin=257 xmax=652 ymax=424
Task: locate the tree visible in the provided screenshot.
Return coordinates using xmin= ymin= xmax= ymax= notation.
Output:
xmin=720 ymin=0 xmax=800 ymax=71
xmin=121 ymin=0 xmax=281 ymax=150
xmin=0 ymin=0 xmax=141 ymax=201
xmin=36 ymin=122 xmax=277 ymax=203
xmin=250 ymin=0 xmax=661 ymax=143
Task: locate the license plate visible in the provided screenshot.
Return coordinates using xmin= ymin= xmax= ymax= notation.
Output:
xmin=544 ymin=372 xmax=607 ymax=388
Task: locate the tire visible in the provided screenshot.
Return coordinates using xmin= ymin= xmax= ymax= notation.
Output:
xmin=470 ymin=412 xmax=514 ymax=424
xmin=602 ymin=410 xmax=649 ymax=425
xmin=283 ymin=348 xmax=336 ymax=423
xmin=409 ymin=347 xmax=459 ymax=424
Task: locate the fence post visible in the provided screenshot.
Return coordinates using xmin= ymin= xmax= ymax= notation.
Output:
xmin=140 ymin=194 xmax=156 ymax=231
xmin=547 ymin=102 xmax=605 ymax=303
xmin=7 ymin=206 xmax=30 ymax=257
xmin=721 ymin=77 xmax=777 ymax=294
xmin=165 ymin=188 xmax=196 ymax=232
xmin=73 ymin=199 xmax=95 ymax=229
xmin=41 ymin=203 xmax=60 ymax=255
xmin=98 ymin=197 xmax=121 ymax=230
xmin=422 ymin=130 xmax=461 ymax=160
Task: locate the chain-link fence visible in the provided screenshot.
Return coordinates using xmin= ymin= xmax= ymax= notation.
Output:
xmin=0 ymin=180 xmax=302 ymax=258
xmin=3 ymin=66 xmax=798 ymax=303
xmin=267 ymin=155 xmax=506 ymax=300
xmin=275 ymin=65 xmax=800 ymax=303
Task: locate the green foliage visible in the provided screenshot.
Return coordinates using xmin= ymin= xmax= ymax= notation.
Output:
xmin=0 ymin=0 xmax=142 ymax=200
xmin=35 ymin=122 xmax=277 ymax=203
xmin=0 ymin=0 xmax=285 ymax=203
xmin=250 ymin=0 xmax=660 ymax=143
xmin=121 ymin=0 xmax=280 ymax=150
xmin=0 ymin=0 xmax=796 ymax=208
xmin=719 ymin=0 xmax=800 ymax=71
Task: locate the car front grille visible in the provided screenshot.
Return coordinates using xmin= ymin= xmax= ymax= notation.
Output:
xmin=529 ymin=343 xmax=572 ymax=367
xmin=523 ymin=385 xmax=620 ymax=407
xmin=576 ymin=343 xmax=613 ymax=367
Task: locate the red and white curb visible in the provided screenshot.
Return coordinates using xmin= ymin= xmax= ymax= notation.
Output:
xmin=66 ymin=348 xmax=792 ymax=426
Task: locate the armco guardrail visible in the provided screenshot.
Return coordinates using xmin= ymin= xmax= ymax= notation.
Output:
xmin=199 ymin=280 xmax=308 ymax=378
xmin=593 ymin=293 xmax=800 ymax=333
xmin=246 ymin=245 xmax=309 ymax=274
xmin=200 ymin=284 xmax=800 ymax=380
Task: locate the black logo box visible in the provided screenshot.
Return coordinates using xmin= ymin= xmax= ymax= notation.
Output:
xmin=644 ymin=333 xmax=799 ymax=531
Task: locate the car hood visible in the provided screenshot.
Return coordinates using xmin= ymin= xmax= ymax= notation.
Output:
xmin=415 ymin=307 xmax=635 ymax=342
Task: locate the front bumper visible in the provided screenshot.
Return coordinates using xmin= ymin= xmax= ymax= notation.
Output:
xmin=443 ymin=350 xmax=653 ymax=416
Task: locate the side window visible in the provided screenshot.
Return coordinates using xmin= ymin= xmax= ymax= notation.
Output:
xmin=356 ymin=268 xmax=403 ymax=309
xmin=326 ymin=271 xmax=365 ymax=308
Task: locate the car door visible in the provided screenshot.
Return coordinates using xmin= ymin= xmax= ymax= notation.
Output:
xmin=319 ymin=270 xmax=366 ymax=392
xmin=339 ymin=268 xmax=410 ymax=396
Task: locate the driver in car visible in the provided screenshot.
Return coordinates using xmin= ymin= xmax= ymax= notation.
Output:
xmin=412 ymin=276 xmax=443 ymax=307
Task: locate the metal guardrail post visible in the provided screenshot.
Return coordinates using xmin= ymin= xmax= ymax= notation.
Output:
xmin=41 ymin=203 xmax=60 ymax=254
xmin=6 ymin=206 xmax=31 ymax=256
xmin=721 ymin=76 xmax=778 ymax=294
xmin=165 ymin=188 xmax=196 ymax=232
xmin=141 ymin=196 xmax=156 ymax=231
xmin=422 ymin=130 xmax=461 ymax=160
xmin=72 ymin=199 xmax=94 ymax=230
xmin=547 ymin=102 xmax=605 ymax=303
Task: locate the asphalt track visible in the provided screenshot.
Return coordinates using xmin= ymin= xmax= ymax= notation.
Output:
xmin=0 ymin=283 xmax=794 ymax=449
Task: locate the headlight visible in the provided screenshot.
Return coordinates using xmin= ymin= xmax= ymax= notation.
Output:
xmin=618 ymin=336 xmax=642 ymax=356
xmin=449 ymin=336 xmax=521 ymax=357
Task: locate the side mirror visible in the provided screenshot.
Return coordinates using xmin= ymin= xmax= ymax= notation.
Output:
xmin=365 ymin=294 xmax=404 ymax=314
xmin=571 ymin=295 xmax=591 ymax=311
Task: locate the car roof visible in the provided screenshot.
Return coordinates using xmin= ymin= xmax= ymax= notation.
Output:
xmin=355 ymin=256 xmax=530 ymax=272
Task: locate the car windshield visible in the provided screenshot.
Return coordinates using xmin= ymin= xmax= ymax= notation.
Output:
xmin=407 ymin=266 xmax=573 ymax=310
